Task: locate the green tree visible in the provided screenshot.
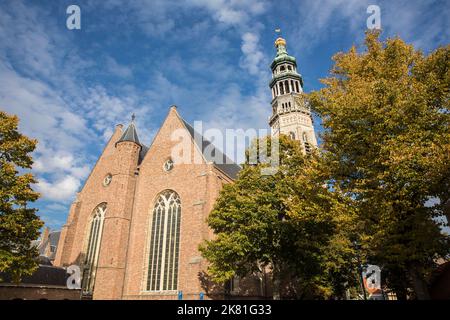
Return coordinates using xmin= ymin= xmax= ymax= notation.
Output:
xmin=0 ymin=110 xmax=43 ymax=283
xmin=310 ymin=31 xmax=450 ymax=299
xmin=289 ymin=153 xmax=361 ymax=299
xmin=200 ymin=135 xmax=358 ymax=299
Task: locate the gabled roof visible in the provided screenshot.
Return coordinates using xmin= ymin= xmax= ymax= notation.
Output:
xmin=180 ymin=118 xmax=241 ymax=180
xmin=0 ymin=265 xmax=69 ymax=286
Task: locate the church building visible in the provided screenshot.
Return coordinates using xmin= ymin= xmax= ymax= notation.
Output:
xmin=54 ymin=36 xmax=318 ymax=299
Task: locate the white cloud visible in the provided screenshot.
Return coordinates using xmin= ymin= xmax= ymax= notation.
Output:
xmin=34 ymin=154 xmax=74 ymax=173
xmin=34 ymin=152 xmax=90 ymax=180
xmin=105 ymin=56 xmax=133 ymax=78
xmin=240 ymin=32 xmax=265 ymax=76
xmin=36 ymin=176 xmax=81 ymax=202
xmin=189 ymin=0 xmax=268 ymax=28
xmin=3 ymin=0 xmax=446 ymax=228
xmin=286 ymin=0 xmax=450 ymax=54
xmin=202 ymin=82 xmax=270 ymax=164
xmin=0 ymin=1 xmax=154 ymax=206
xmin=0 ymin=62 xmax=90 ymax=153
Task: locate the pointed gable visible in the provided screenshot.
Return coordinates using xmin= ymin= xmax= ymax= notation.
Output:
xmin=140 ymin=106 xmax=241 ymax=180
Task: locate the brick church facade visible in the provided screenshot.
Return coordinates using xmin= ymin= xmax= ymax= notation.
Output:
xmin=54 ymin=37 xmax=317 ymax=300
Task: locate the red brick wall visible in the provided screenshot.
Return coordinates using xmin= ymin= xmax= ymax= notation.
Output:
xmin=55 ymin=108 xmax=243 ymax=300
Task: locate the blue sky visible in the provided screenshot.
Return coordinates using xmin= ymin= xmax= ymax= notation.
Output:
xmin=0 ymin=0 xmax=449 ymax=230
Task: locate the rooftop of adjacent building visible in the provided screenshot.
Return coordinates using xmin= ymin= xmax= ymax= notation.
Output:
xmin=31 ymin=228 xmax=61 ymax=261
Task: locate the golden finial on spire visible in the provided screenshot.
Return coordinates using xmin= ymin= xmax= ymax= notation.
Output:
xmin=275 ymin=37 xmax=286 ymax=47
xmin=274 ymin=28 xmax=286 ymax=47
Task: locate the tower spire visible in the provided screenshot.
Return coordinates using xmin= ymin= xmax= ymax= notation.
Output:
xmin=117 ymin=114 xmax=141 ymax=146
xmin=268 ymin=35 xmax=318 ymax=154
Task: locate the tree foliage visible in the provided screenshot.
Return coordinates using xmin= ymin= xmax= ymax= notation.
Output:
xmin=0 ymin=110 xmax=43 ymax=283
xmin=200 ymin=31 xmax=448 ymax=300
xmin=200 ymin=135 xmax=358 ymax=299
xmin=309 ymin=31 xmax=450 ymax=299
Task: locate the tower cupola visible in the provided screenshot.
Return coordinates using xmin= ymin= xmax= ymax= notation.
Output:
xmin=269 ymin=37 xmax=303 ymax=99
xmin=268 ymin=34 xmax=317 ymax=154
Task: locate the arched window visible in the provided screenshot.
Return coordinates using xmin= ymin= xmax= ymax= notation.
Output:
xmin=291 ymin=80 xmax=295 ymax=92
xmin=289 ymin=132 xmax=296 ymax=140
xmin=82 ymin=203 xmax=107 ymax=295
xmin=147 ymin=190 xmax=181 ymax=291
xmin=285 ymin=80 xmax=290 ymax=93
xmin=279 ymin=82 xmax=284 ymax=95
xmin=295 ymin=81 xmax=300 ymax=93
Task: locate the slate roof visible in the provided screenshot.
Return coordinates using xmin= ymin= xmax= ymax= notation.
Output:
xmin=139 ymin=144 xmax=149 ymax=164
xmin=117 ymin=120 xmax=149 ymax=165
xmin=0 ymin=265 xmax=69 ymax=287
xmin=181 ymin=119 xmax=241 ymax=180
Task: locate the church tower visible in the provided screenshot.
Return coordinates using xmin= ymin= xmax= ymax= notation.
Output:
xmin=92 ymin=115 xmax=142 ymax=299
xmin=268 ymin=36 xmax=318 ymax=153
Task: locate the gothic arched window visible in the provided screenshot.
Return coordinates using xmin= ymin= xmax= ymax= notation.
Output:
xmin=82 ymin=202 xmax=107 ymax=295
xmin=147 ymin=190 xmax=181 ymax=291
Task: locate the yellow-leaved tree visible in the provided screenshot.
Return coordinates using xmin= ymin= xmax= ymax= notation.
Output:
xmin=0 ymin=110 xmax=43 ymax=283
xmin=310 ymin=31 xmax=450 ymax=300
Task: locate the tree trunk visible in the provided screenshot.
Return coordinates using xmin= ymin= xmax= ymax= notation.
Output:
xmin=272 ymin=263 xmax=281 ymax=300
xmin=409 ymin=266 xmax=430 ymax=300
